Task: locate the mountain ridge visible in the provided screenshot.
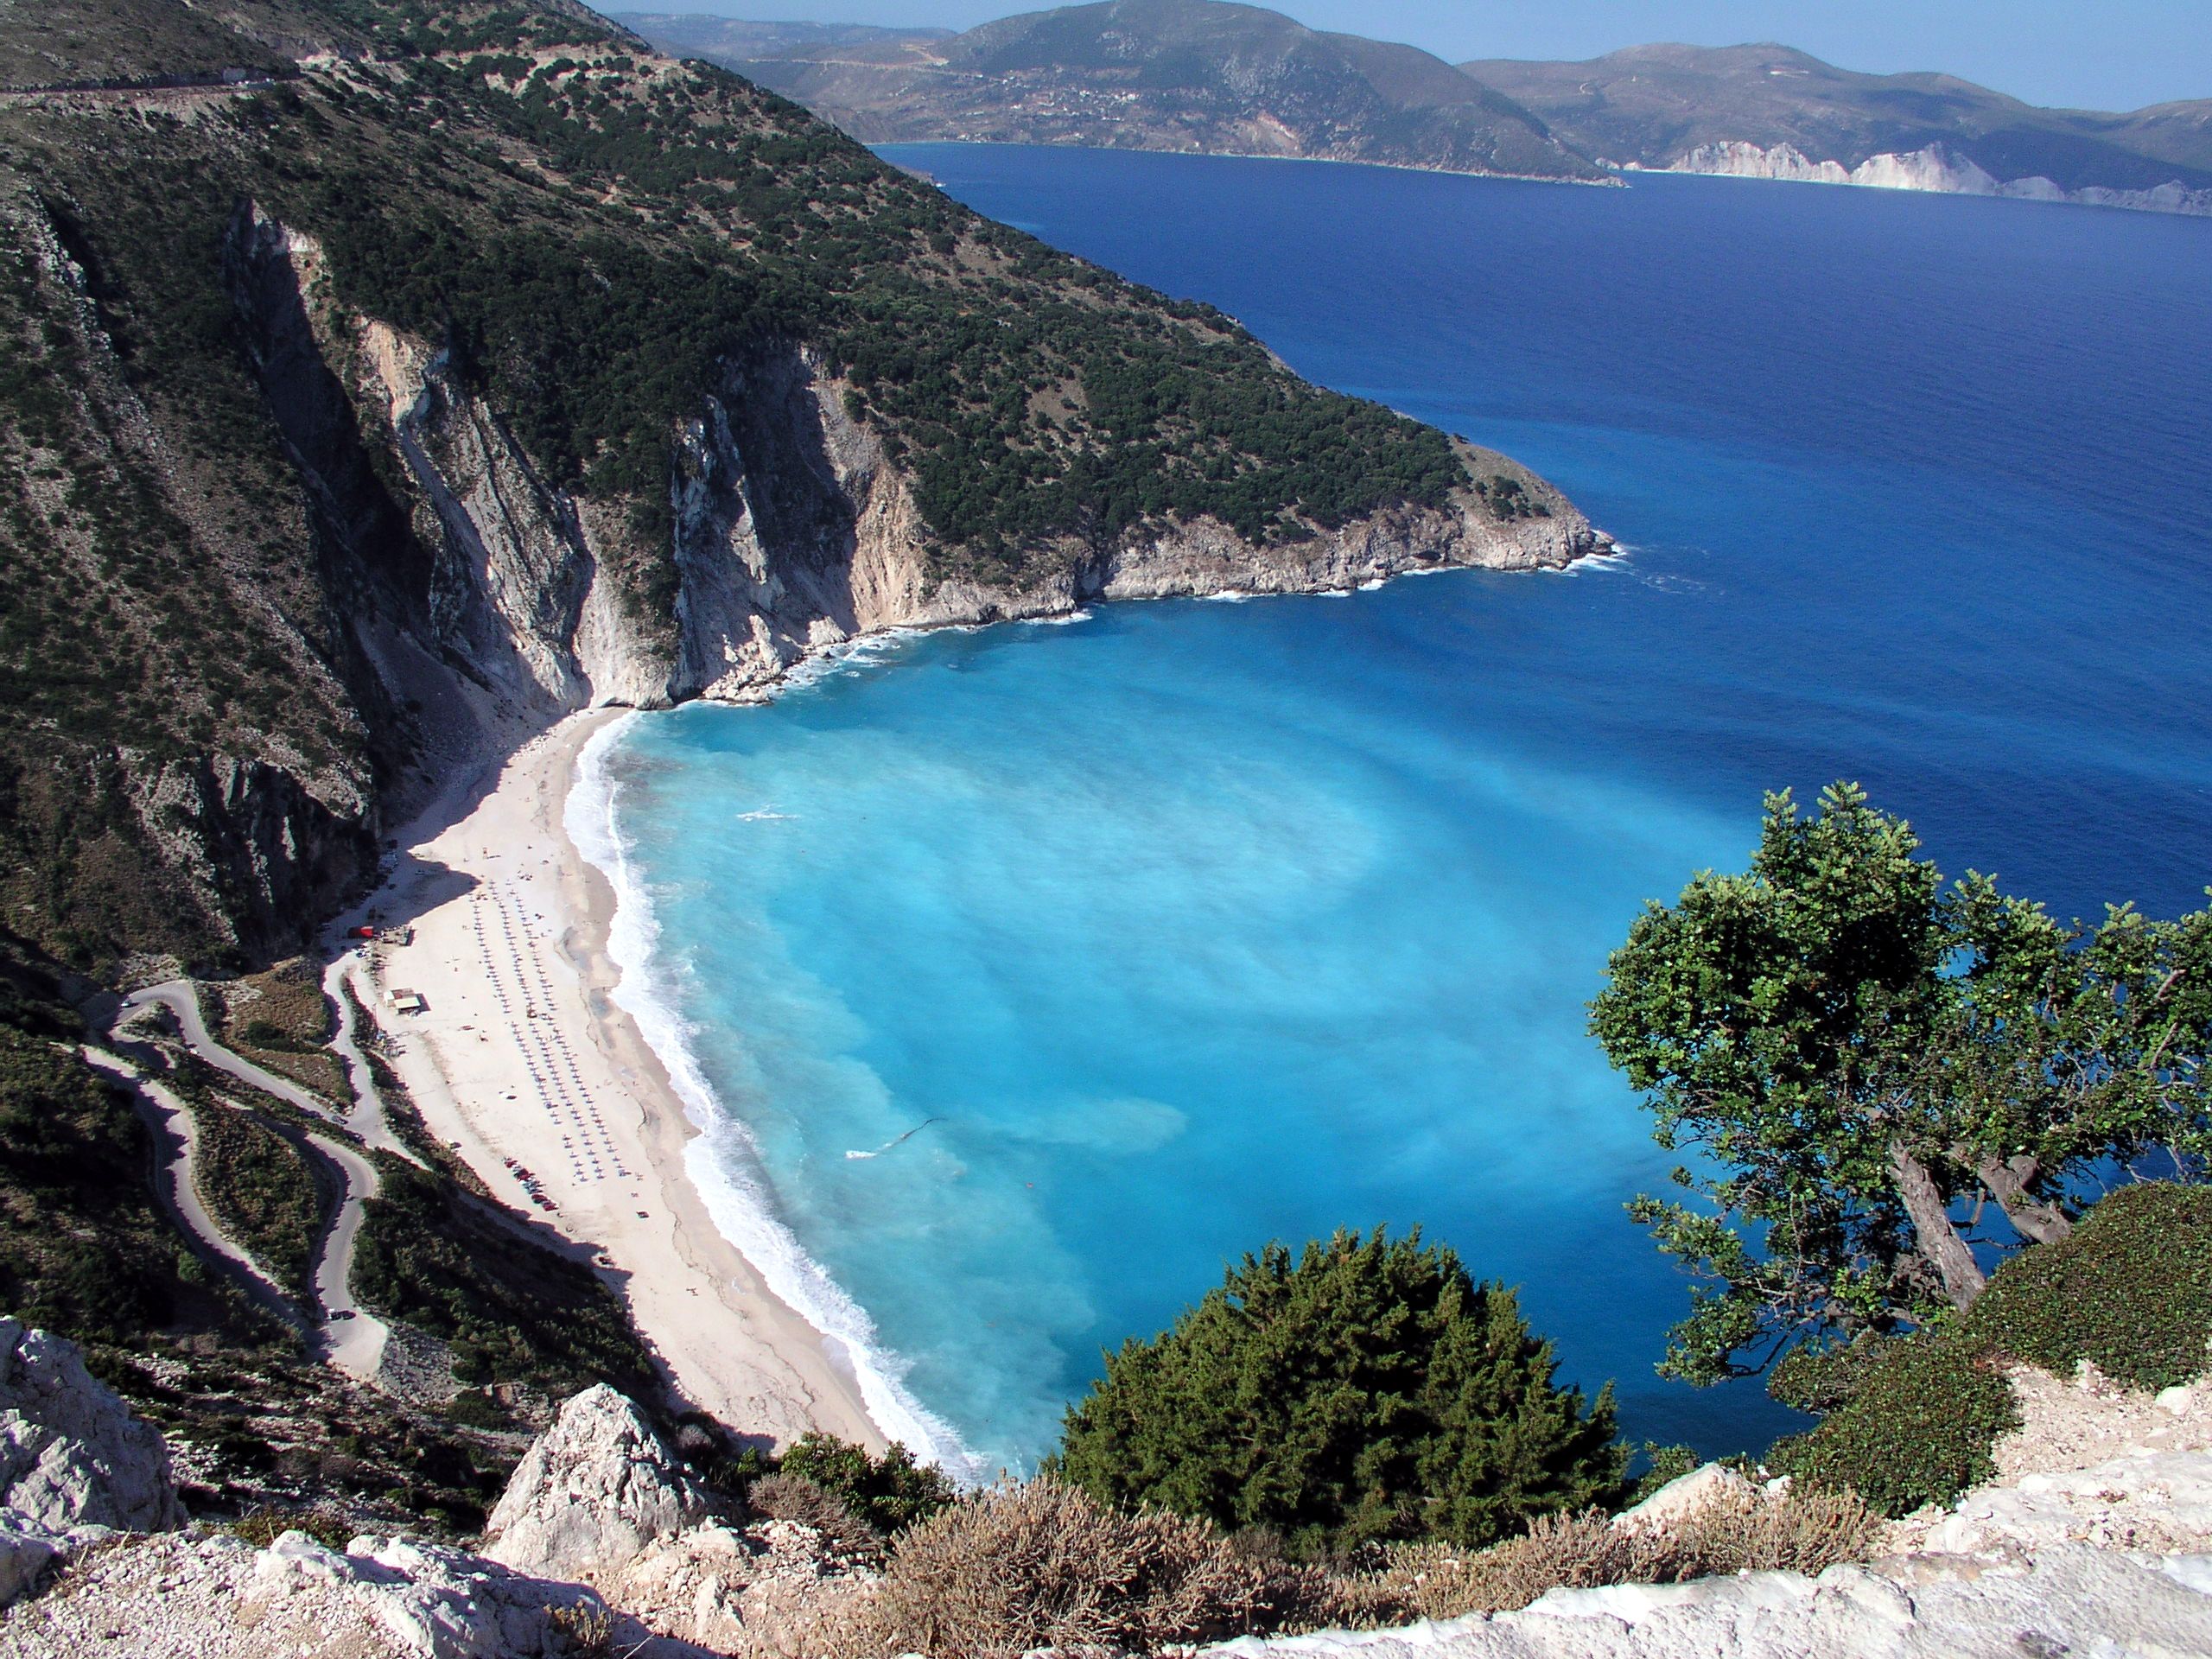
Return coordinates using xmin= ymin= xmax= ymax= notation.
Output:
xmin=1465 ymin=42 xmax=2212 ymax=215
xmin=618 ymin=0 xmax=1607 ymax=182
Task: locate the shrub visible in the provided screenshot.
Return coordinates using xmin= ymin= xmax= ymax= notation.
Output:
xmin=226 ymin=1507 xmax=357 ymax=1552
xmin=1767 ymin=1335 xmax=1897 ymax=1415
xmin=1052 ymin=1228 xmax=1624 ymax=1554
xmin=1967 ymin=1181 xmax=2212 ymax=1391
xmin=1337 ymin=1484 xmax=1880 ymax=1625
xmin=777 ymin=1431 xmax=958 ymax=1535
xmin=817 ymin=1477 xmax=1328 ymax=1658
xmin=1767 ymin=1182 xmax=2212 ymax=1515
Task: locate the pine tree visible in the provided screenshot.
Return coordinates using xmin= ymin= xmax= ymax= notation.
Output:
xmin=1048 ymin=1228 xmax=1624 ymax=1554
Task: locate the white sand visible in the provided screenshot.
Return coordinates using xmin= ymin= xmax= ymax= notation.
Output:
xmin=346 ymin=711 xmax=885 ymax=1450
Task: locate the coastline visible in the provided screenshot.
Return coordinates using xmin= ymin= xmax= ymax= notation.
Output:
xmin=341 ymin=528 xmax=1616 ymax=1469
xmin=348 ymin=712 xmax=891 ymax=1454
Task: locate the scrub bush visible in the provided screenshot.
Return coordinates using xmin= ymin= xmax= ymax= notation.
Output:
xmin=1052 ymin=1228 xmax=1624 ymax=1554
xmin=1768 ymin=1182 xmax=2212 ymax=1515
xmin=819 ymin=1476 xmax=1326 ymax=1658
xmin=1336 ymin=1482 xmax=1879 ymax=1625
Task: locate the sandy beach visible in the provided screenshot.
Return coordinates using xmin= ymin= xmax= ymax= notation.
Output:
xmin=344 ymin=711 xmax=886 ymax=1452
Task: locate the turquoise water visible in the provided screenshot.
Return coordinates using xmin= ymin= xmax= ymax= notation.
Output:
xmin=581 ymin=153 xmax=2212 ymax=1475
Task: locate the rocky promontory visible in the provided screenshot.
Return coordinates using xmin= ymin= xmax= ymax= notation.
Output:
xmin=9 ymin=1318 xmax=2212 ymax=1657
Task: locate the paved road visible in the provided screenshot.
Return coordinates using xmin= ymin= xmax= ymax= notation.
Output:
xmin=82 ymin=1047 xmax=308 ymax=1335
xmin=322 ymin=953 xmax=422 ymax=1162
xmin=124 ymin=981 xmax=340 ymax=1124
xmin=111 ymin=983 xmax=396 ymax=1382
xmin=302 ymin=1130 xmax=389 ymax=1381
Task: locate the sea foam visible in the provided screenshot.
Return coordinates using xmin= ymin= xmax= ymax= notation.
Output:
xmin=567 ymin=715 xmax=983 ymax=1478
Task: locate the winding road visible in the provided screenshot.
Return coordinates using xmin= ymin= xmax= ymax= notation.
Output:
xmin=113 ymin=981 xmax=396 ymax=1383
xmin=80 ymin=1047 xmax=308 ymax=1337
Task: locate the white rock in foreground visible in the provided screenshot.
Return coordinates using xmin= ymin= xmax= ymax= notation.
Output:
xmin=481 ymin=1383 xmax=716 ymax=1587
xmin=1211 ymin=1545 xmax=2212 ymax=1656
xmin=0 ymin=1523 xmax=58 ymax=1608
xmin=0 ymin=1527 xmax=652 ymax=1658
xmin=0 ymin=1317 xmax=180 ymax=1536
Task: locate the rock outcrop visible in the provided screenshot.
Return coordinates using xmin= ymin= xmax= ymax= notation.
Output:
xmin=0 ymin=1319 xmax=180 ymax=1537
xmin=1652 ymin=139 xmax=2212 ymax=217
xmin=1214 ymin=1545 xmax=2212 ymax=1657
xmin=481 ymin=1384 xmax=718 ymax=1588
xmin=226 ymin=201 xmax=1613 ymax=740
xmin=0 ymin=1528 xmax=647 ymax=1659
xmin=35 ymin=1370 xmax=2212 ymax=1658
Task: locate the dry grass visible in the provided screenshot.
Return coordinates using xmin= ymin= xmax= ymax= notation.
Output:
xmin=750 ymin=1472 xmax=889 ymax=1566
xmin=805 ymin=1476 xmax=1328 ymax=1658
xmin=1336 ymin=1483 xmax=1882 ymax=1626
xmin=208 ymin=959 xmax=349 ymax=1099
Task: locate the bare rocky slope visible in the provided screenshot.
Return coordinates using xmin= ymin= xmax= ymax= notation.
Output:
xmin=1465 ymin=43 xmax=2212 ymax=217
xmin=7 ymin=1321 xmax=2212 ymax=1656
xmin=0 ymin=0 xmax=1607 ymax=981
xmin=619 ymin=0 xmax=1606 ymax=181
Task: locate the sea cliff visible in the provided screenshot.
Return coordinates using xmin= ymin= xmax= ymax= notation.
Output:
xmin=1646 ymin=139 xmax=2212 ymax=216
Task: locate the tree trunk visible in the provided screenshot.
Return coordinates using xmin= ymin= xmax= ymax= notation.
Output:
xmin=1975 ymin=1154 xmax=2075 ymax=1247
xmin=1889 ymin=1141 xmax=1987 ymax=1309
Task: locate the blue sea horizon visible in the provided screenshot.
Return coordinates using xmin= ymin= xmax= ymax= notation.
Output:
xmin=580 ymin=151 xmax=2212 ymax=1475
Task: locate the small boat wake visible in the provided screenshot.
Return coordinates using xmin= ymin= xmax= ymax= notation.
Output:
xmin=846 ymin=1117 xmax=943 ymax=1160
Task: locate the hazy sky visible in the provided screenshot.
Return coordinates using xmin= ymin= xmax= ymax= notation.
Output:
xmin=646 ymin=1 xmax=2212 ymax=111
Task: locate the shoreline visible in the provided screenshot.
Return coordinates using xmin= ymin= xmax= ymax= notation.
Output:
xmin=341 ymin=549 xmax=1619 ymax=1469
xmin=346 ymin=712 xmax=890 ymax=1454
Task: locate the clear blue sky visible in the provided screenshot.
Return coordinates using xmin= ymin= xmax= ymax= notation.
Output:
xmin=644 ymin=0 xmax=2212 ymax=111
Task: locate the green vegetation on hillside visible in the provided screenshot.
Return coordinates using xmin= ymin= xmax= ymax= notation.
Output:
xmin=209 ymin=962 xmax=350 ymax=1100
xmin=1591 ymin=782 xmax=2212 ymax=1384
xmin=0 ymin=946 xmax=513 ymax=1530
xmin=179 ymin=1090 xmax=326 ymax=1300
xmin=1770 ymin=1181 xmax=2212 ymax=1514
xmin=0 ymin=1010 xmax=187 ymax=1339
xmin=276 ymin=26 xmax=1462 ymax=563
xmin=1052 ymin=1228 xmax=1624 ymax=1554
xmin=353 ymin=1152 xmax=658 ymax=1400
xmin=0 ymin=0 xmax=1503 ymax=973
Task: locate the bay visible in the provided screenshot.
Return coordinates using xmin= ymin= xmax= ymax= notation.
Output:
xmin=588 ymin=150 xmax=2212 ymax=1473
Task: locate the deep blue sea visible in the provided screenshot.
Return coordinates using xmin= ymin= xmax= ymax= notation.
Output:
xmin=575 ymin=151 xmax=2212 ymax=1476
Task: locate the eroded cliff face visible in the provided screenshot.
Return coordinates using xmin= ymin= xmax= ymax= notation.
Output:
xmin=1649 ymin=139 xmax=2212 ymax=217
xmin=229 ymin=205 xmax=1610 ymax=737
xmin=5 ymin=196 xmax=1600 ymax=973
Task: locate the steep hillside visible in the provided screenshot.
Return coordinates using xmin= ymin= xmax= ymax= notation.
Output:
xmin=1465 ymin=44 xmax=2212 ymax=216
xmin=620 ymin=0 xmax=1605 ymax=181
xmin=0 ymin=0 xmax=1605 ymax=976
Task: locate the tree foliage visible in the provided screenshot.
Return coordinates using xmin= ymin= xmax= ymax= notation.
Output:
xmin=1050 ymin=1228 xmax=1624 ymax=1554
xmin=778 ymin=1431 xmax=959 ymax=1535
xmin=1591 ymin=782 xmax=2212 ymax=1384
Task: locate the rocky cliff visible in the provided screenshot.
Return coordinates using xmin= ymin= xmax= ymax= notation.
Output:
xmin=233 ymin=198 xmax=1600 ymax=724
xmin=1648 ymin=138 xmax=2212 ymax=216
xmin=0 ymin=0 xmax=1609 ymax=978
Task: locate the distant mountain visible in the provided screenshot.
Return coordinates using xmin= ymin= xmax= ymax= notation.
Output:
xmin=618 ymin=0 xmax=1605 ymax=182
xmin=611 ymin=15 xmax=952 ymax=63
xmin=1463 ymin=44 xmax=2212 ymax=216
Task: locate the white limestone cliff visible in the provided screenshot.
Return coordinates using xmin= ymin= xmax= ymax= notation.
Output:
xmin=1646 ymin=139 xmax=2212 ymax=217
xmin=0 ymin=1318 xmax=181 ymax=1539
xmin=480 ymin=1383 xmax=719 ymax=1588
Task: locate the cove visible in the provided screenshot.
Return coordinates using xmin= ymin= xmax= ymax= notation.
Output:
xmin=586 ymin=151 xmax=2212 ymax=1475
